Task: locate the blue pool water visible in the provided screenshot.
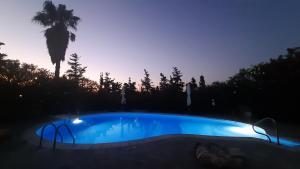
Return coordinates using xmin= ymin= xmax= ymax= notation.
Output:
xmin=36 ymin=112 xmax=300 ymax=147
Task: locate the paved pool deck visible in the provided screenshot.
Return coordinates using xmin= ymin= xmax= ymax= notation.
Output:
xmin=1 ymin=129 xmax=300 ymax=169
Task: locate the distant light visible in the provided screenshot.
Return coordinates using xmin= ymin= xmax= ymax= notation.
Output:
xmin=19 ymin=94 xmax=23 ymax=98
xmin=72 ymin=118 xmax=83 ymax=124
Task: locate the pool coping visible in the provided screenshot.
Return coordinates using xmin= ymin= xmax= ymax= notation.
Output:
xmin=22 ymin=125 xmax=272 ymax=149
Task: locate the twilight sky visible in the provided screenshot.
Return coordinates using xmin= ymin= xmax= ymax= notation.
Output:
xmin=1 ymin=0 xmax=300 ymax=85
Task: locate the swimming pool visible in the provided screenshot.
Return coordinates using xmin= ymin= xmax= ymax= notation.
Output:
xmin=36 ymin=112 xmax=300 ymax=147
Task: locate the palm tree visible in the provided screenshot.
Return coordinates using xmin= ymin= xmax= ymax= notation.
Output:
xmin=32 ymin=1 xmax=80 ymax=78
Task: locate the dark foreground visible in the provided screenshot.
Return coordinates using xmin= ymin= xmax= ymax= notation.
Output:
xmin=1 ymin=127 xmax=300 ymax=169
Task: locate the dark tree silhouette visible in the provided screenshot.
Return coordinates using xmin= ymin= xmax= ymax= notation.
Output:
xmin=2 ymin=42 xmax=300 ymax=124
xmin=111 ymin=81 xmax=122 ymax=93
xmin=99 ymin=72 xmax=113 ymax=93
xmin=98 ymin=72 xmax=121 ymax=93
xmin=287 ymin=47 xmax=300 ymax=57
xmin=104 ymin=72 xmax=113 ymax=93
xmin=0 ymin=42 xmax=7 ymax=77
xmin=170 ymin=67 xmax=184 ymax=93
xmin=32 ymin=1 xmax=80 ymax=78
xmin=124 ymin=77 xmax=136 ymax=94
xmin=0 ymin=58 xmax=53 ymax=85
xmin=199 ymin=75 xmax=206 ymax=88
xmin=141 ymin=69 xmax=153 ymax=93
xmin=81 ymin=78 xmax=99 ymax=92
xmin=190 ymin=77 xmax=197 ymax=90
xmin=99 ymin=72 xmax=104 ymax=91
xmin=0 ymin=42 xmax=7 ymax=61
xmin=0 ymin=59 xmax=20 ymax=84
xmin=159 ymin=73 xmax=169 ymax=91
xmin=65 ymin=53 xmax=86 ymax=86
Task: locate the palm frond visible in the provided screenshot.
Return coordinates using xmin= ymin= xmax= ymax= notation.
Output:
xmin=70 ymin=32 xmax=76 ymax=41
xmin=68 ymin=15 xmax=80 ymax=30
xmin=57 ymin=6 xmax=80 ymax=30
xmin=0 ymin=53 xmax=7 ymax=58
xmin=56 ymin=4 xmax=67 ymax=23
xmin=32 ymin=12 xmax=52 ymax=26
xmin=43 ymin=1 xmax=56 ymax=22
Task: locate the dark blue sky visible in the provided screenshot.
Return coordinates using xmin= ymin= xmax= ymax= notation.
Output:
xmin=1 ymin=0 xmax=300 ymax=85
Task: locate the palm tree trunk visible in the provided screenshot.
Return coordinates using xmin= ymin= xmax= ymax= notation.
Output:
xmin=55 ymin=61 xmax=60 ymax=78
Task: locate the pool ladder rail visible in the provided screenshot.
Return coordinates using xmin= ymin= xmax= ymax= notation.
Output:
xmin=252 ymin=117 xmax=280 ymax=145
xmin=39 ymin=122 xmax=75 ymax=150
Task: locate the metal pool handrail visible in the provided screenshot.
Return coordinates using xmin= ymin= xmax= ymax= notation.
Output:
xmin=53 ymin=123 xmax=75 ymax=150
xmin=39 ymin=123 xmax=63 ymax=148
xmin=252 ymin=117 xmax=280 ymax=145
